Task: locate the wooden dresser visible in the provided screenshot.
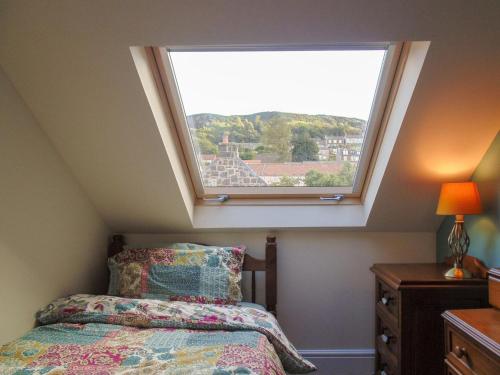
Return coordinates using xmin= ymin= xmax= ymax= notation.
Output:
xmin=370 ymin=263 xmax=489 ymax=375
xmin=442 ymin=268 xmax=500 ymax=375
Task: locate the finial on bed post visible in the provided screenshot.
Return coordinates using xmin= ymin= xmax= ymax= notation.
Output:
xmin=266 ymin=236 xmax=277 ymax=316
xmin=108 ymin=234 xmax=125 ymax=258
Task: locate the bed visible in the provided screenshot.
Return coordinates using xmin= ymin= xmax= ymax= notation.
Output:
xmin=0 ymin=235 xmax=316 ymax=374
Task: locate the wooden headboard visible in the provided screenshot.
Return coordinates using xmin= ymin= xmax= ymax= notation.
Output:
xmin=108 ymin=234 xmax=278 ymax=316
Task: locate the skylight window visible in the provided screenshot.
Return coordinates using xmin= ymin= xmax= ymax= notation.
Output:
xmin=158 ymin=44 xmax=402 ymax=200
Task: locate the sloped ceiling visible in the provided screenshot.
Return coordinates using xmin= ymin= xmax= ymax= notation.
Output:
xmin=0 ymin=0 xmax=498 ymax=232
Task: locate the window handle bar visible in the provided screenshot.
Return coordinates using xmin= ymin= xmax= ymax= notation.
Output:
xmin=319 ymin=195 xmax=345 ymax=201
xmin=203 ymin=194 xmax=230 ymax=203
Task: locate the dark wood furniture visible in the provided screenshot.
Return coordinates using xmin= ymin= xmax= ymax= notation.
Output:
xmin=108 ymin=234 xmax=278 ymax=315
xmin=442 ymin=268 xmax=500 ymax=375
xmin=488 ymin=268 xmax=500 ymax=309
xmin=442 ymin=309 xmax=499 ymax=375
xmin=370 ymin=261 xmax=489 ymax=375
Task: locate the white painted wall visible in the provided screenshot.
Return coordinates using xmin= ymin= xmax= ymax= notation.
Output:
xmin=126 ymin=230 xmax=435 ymax=373
xmin=0 ymin=67 xmax=110 ymax=344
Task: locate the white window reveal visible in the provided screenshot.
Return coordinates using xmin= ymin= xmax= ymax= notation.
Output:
xmin=157 ymin=43 xmax=403 ymax=200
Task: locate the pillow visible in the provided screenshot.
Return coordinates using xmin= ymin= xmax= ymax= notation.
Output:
xmin=108 ymin=243 xmax=246 ymax=305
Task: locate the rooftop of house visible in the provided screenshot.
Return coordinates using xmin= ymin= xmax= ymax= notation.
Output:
xmin=244 ymin=160 xmax=342 ymax=177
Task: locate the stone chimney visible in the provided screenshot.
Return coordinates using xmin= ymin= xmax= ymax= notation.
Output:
xmin=202 ymin=131 xmax=266 ymax=187
xmin=218 ymin=132 xmax=239 ymax=158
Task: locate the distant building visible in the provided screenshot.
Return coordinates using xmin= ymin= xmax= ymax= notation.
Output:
xmin=336 ymin=147 xmax=361 ymax=162
xmin=345 ymin=135 xmax=364 ymax=144
xmin=314 ymin=134 xmax=364 ymax=162
xmin=317 ymin=146 xmax=331 ymax=161
xmin=317 ymin=135 xmax=364 ymax=148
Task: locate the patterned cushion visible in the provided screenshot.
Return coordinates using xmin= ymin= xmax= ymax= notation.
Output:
xmin=108 ymin=243 xmax=246 ymax=304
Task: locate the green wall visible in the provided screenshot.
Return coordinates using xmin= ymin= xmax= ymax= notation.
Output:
xmin=436 ymin=133 xmax=500 ymax=267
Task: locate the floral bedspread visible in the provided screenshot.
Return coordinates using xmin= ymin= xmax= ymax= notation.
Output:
xmin=0 ymin=294 xmax=316 ymax=374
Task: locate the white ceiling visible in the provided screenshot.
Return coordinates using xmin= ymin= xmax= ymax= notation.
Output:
xmin=1 ymin=0 xmax=498 ymax=232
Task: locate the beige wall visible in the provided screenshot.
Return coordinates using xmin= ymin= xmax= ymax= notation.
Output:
xmin=0 ymin=67 xmax=110 ymax=344
xmin=127 ymin=231 xmax=435 ymax=349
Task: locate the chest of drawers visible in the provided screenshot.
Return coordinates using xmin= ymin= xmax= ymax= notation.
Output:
xmin=371 ymin=263 xmax=489 ymax=375
xmin=442 ymin=309 xmax=499 ymax=375
xmin=442 ymin=268 xmax=500 ymax=375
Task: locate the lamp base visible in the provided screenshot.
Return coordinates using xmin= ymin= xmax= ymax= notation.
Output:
xmin=444 ymin=267 xmax=472 ymax=279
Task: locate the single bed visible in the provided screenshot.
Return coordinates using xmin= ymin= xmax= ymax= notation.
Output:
xmin=0 ymin=235 xmax=315 ymax=374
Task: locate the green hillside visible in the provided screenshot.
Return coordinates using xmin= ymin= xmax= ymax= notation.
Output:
xmin=186 ymin=111 xmax=366 ymax=156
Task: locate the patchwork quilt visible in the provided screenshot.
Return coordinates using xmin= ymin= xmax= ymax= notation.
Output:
xmin=0 ymin=294 xmax=316 ymax=374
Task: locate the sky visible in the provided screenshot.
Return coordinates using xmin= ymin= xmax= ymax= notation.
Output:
xmin=170 ymin=49 xmax=386 ymax=121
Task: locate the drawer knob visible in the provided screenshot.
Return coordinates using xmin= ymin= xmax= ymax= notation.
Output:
xmin=381 ymin=293 xmax=393 ymax=305
xmin=453 ymin=345 xmax=467 ymax=359
xmin=379 ymin=364 xmax=390 ymax=375
xmin=381 ymin=333 xmax=393 ymax=344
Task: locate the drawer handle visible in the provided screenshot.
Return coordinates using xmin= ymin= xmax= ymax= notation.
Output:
xmin=381 ymin=333 xmax=393 ymax=344
xmin=379 ymin=364 xmax=391 ymax=375
xmin=453 ymin=346 xmax=467 ymax=359
xmin=381 ymin=293 xmax=393 ymax=305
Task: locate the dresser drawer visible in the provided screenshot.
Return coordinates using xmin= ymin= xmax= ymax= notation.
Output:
xmin=376 ymin=315 xmax=399 ymax=358
xmin=375 ymin=347 xmax=398 ymax=375
xmin=376 ymin=279 xmax=399 ymax=323
xmin=445 ymin=359 xmax=462 ymax=375
xmin=445 ymin=323 xmax=500 ymax=375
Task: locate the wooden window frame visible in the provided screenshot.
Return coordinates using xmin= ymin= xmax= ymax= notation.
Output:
xmin=150 ymin=43 xmax=407 ymax=202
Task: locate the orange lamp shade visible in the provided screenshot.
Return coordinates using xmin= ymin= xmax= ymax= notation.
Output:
xmin=436 ymin=182 xmax=482 ymax=215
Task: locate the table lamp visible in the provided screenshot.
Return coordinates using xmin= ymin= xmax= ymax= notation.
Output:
xmin=436 ymin=182 xmax=482 ymax=278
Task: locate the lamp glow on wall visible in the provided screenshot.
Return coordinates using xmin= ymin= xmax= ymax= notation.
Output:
xmin=436 ymin=182 xmax=482 ymax=278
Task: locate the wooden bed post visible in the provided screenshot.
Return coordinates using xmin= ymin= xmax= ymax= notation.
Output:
xmin=266 ymin=236 xmax=277 ymax=316
xmin=108 ymin=234 xmax=125 ymax=257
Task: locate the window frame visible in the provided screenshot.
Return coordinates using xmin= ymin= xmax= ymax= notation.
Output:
xmin=152 ymin=43 xmax=404 ymax=201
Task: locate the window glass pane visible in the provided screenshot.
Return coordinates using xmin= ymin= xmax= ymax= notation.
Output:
xmin=169 ymin=49 xmax=386 ymax=189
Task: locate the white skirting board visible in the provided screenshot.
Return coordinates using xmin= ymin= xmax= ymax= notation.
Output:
xmin=298 ymin=349 xmax=375 ymax=375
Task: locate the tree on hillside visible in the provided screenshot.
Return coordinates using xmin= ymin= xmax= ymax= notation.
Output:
xmin=254 ymin=114 xmax=263 ymax=133
xmin=193 ymin=130 xmax=218 ymax=155
xmin=291 ymin=134 xmax=319 ymax=162
xmin=261 ymin=118 xmax=292 ymax=162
